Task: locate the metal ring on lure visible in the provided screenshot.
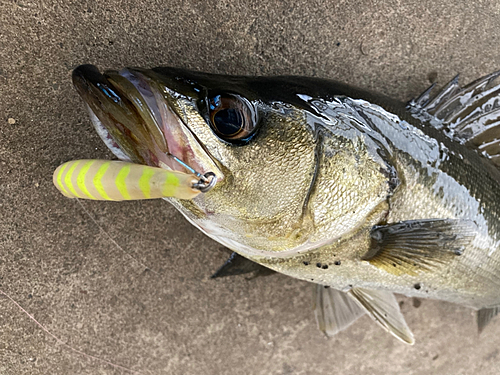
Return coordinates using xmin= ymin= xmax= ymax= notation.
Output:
xmin=53 ymin=159 xmax=215 ymax=201
xmin=193 ymin=172 xmax=217 ymax=193
xmin=165 ymin=153 xmax=217 ymax=192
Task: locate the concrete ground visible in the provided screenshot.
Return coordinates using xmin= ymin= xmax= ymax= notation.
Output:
xmin=1 ymin=0 xmax=500 ymax=374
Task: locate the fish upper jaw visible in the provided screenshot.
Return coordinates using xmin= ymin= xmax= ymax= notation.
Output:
xmin=72 ymin=64 xmax=223 ymax=181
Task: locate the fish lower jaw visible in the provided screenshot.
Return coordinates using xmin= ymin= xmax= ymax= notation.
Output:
xmin=185 ymin=218 xmax=341 ymax=260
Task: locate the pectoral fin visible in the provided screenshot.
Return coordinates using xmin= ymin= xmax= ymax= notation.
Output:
xmin=313 ymin=285 xmax=365 ymax=337
xmin=348 ymin=288 xmax=415 ymax=345
xmin=477 ymin=307 xmax=500 ymax=333
xmin=210 ymin=252 xmax=275 ymax=279
xmin=363 ymin=219 xmax=477 ymax=276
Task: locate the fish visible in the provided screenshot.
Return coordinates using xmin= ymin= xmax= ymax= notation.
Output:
xmin=64 ymin=64 xmax=500 ymax=344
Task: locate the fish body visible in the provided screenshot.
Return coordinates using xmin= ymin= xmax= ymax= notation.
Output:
xmin=69 ymin=65 xmax=500 ymax=342
xmin=259 ymin=94 xmax=500 ymax=309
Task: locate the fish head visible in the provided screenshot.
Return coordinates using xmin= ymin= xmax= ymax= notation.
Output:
xmin=73 ymin=65 xmax=392 ymax=257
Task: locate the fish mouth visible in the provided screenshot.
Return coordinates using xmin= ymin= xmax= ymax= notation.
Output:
xmin=72 ymin=64 xmax=223 ymax=179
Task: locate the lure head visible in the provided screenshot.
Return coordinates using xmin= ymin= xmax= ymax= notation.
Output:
xmin=73 ymin=65 xmax=391 ymax=256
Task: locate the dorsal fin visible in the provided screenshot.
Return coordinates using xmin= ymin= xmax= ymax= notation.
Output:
xmin=408 ymin=70 xmax=500 ymax=167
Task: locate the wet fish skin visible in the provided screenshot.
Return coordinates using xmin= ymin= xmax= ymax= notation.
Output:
xmin=72 ymin=65 xmax=500 ymax=342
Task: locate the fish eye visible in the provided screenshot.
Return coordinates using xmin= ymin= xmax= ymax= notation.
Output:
xmin=208 ymin=94 xmax=257 ymax=142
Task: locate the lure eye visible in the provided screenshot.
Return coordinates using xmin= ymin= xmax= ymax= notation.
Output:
xmin=208 ymin=94 xmax=257 ymax=141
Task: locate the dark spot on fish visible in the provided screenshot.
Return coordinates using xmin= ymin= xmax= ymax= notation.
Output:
xmin=454 ymin=248 xmax=463 ymax=256
xmin=334 ymin=261 xmax=341 ymax=266
xmin=322 ymin=264 xmax=328 ymax=269
xmin=392 ymin=263 xmax=397 ymax=267
xmin=323 ymin=285 xmax=330 ymax=289
xmin=303 ymin=261 xmax=309 ymax=266
xmin=316 ymin=263 xmax=322 ymax=268
xmin=310 ymin=279 xmax=314 ymax=281
xmin=108 ymin=40 xmax=114 ymax=45
xmin=432 ymin=354 xmax=439 ymax=361
xmin=414 ymin=283 xmax=421 ymax=290
xmin=380 ymin=166 xmax=399 ymax=192
xmin=413 ymin=298 xmax=421 ymax=308
xmin=349 ymin=284 xmax=353 ymax=288
xmin=336 ymin=42 xmax=341 ymax=47
xmin=388 ymin=178 xmax=399 ymax=192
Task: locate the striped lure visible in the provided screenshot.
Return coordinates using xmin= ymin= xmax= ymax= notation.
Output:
xmin=53 ymin=160 xmax=202 ymax=201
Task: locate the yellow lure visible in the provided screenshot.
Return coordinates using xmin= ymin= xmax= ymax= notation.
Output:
xmin=53 ymin=160 xmax=202 ymax=201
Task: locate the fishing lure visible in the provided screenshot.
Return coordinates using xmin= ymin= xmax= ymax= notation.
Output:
xmin=53 ymin=159 xmax=211 ymax=201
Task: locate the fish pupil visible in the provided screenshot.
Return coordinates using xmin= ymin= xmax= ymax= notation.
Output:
xmin=213 ymin=108 xmax=243 ymax=136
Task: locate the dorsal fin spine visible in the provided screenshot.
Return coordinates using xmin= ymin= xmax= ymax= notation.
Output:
xmin=408 ymin=70 xmax=500 ymax=167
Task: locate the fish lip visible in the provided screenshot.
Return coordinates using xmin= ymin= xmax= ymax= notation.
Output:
xmin=72 ymin=64 xmax=223 ymax=179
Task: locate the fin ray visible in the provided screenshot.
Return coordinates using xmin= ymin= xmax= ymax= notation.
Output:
xmin=363 ymin=219 xmax=477 ymax=276
xmin=477 ymin=307 xmax=500 ymax=333
xmin=210 ymin=252 xmax=275 ymax=279
xmin=409 ymin=70 xmax=500 ymax=165
xmin=313 ymin=285 xmax=365 ymax=337
xmin=424 ymin=75 xmax=460 ymax=113
xmin=348 ymin=288 xmax=415 ymax=344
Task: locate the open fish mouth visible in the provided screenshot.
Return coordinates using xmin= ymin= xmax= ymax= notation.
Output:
xmin=72 ymin=65 xmax=223 ymax=180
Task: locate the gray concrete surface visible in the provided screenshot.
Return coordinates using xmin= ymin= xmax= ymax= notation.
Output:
xmin=1 ymin=0 xmax=500 ymax=374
